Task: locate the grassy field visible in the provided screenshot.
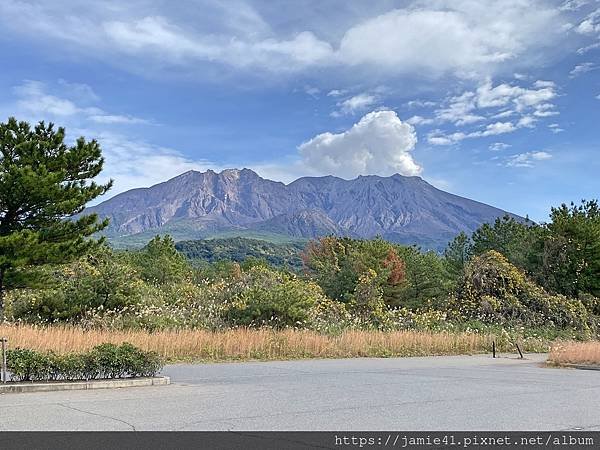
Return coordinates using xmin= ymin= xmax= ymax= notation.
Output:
xmin=548 ymin=341 xmax=600 ymax=367
xmin=0 ymin=324 xmax=551 ymax=362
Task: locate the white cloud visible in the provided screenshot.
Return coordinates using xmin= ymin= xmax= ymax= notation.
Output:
xmin=102 ymin=16 xmax=335 ymax=71
xmin=57 ymin=79 xmax=100 ymax=102
xmin=596 ymin=93 xmax=600 ymax=99
xmin=548 ymin=123 xmax=565 ymax=133
xmin=406 ymin=99 xmax=437 ymax=108
xmin=476 ymin=78 xmax=556 ymax=111
xmin=88 ymin=114 xmax=150 ymax=125
xmin=10 ymin=80 xmax=150 ymax=126
xmin=337 ymin=2 xmax=562 ymax=77
xmin=517 ymin=115 xmax=537 ymax=128
xmin=427 ymin=135 xmax=454 ymax=146
xmin=327 ymin=89 xmax=347 ymax=97
xmin=14 ymin=81 xmax=80 ymax=116
xmin=434 ymin=92 xmax=485 ymax=125
xmin=299 ymin=110 xmax=421 ymax=178
xmin=1 ymin=81 xmax=176 ymax=202
xmin=532 ymin=80 xmax=556 ymax=89
xmin=505 ymin=151 xmax=552 ymax=167
xmin=492 ymin=110 xmax=515 ymax=118
xmin=434 ymin=78 xmax=557 ymax=125
xmin=0 ymin=1 xmax=569 ymax=78
xmin=480 ymin=121 xmax=517 ymax=135
xmin=427 ymin=77 xmax=558 ymax=145
xmin=569 ymin=62 xmax=598 ymax=77
xmin=577 ymin=41 xmax=600 ymax=54
xmin=332 ymin=93 xmax=379 ymax=116
xmin=406 ymin=115 xmax=435 ymax=126
xmin=489 ymin=142 xmax=511 ymax=151
xmin=532 ymin=103 xmax=559 ymax=117
xmin=303 ymin=86 xmax=320 ymax=98
xmin=575 ymin=8 xmax=600 ymax=34
xmin=560 ymin=0 xmax=594 ymax=11
xmin=428 ymin=121 xmax=518 ymax=145
xmin=87 ymin=131 xmax=219 ymax=199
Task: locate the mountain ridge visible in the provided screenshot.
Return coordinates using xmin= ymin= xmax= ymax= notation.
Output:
xmin=87 ymin=168 xmax=523 ymax=250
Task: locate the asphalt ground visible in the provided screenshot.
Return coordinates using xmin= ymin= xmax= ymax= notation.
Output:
xmin=1 ymin=354 xmax=598 ymax=431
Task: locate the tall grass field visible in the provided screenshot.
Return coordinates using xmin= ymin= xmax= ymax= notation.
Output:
xmin=0 ymin=324 xmax=554 ymax=362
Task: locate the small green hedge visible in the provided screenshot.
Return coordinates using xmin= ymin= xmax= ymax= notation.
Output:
xmin=7 ymin=343 xmax=163 ymax=382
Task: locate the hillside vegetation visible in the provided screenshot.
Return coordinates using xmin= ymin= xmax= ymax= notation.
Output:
xmin=3 ymin=200 xmax=599 ymax=355
xmin=175 ymin=237 xmax=305 ymax=270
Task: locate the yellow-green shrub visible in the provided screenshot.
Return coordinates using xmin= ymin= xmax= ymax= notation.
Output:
xmin=449 ymin=250 xmax=590 ymax=329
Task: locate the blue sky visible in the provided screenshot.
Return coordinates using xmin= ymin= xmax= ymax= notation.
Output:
xmin=0 ymin=0 xmax=599 ymax=221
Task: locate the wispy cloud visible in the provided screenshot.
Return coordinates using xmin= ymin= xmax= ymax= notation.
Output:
xmin=11 ymin=80 xmax=150 ymax=126
xmin=560 ymin=0 xmax=594 ymax=11
xmin=331 ymin=93 xmax=379 ymax=117
xmin=89 ymin=131 xmax=219 ymax=198
xmin=0 ymin=1 xmax=571 ymax=79
xmin=575 ymin=7 xmax=600 ymax=35
xmin=548 ymin=123 xmax=565 ymax=133
xmin=426 ymin=78 xmax=558 ymax=145
xmin=489 ymin=142 xmax=511 ymax=151
xmin=569 ymin=62 xmax=598 ymax=77
xmin=405 ymin=99 xmax=436 ymax=108
xmin=505 ymin=151 xmax=552 ymax=167
xmin=88 ymin=114 xmax=150 ymax=125
xmin=406 ymin=115 xmax=435 ymax=126
xmin=2 ymin=80 xmax=168 ymax=201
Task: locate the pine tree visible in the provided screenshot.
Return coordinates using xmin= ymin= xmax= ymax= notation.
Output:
xmin=0 ymin=117 xmax=112 ymax=315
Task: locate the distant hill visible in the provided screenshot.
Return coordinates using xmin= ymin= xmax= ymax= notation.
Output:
xmin=175 ymin=237 xmax=306 ymax=270
xmin=86 ymin=168 xmax=522 ymax=250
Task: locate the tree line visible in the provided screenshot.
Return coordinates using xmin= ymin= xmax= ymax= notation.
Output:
xmin=1 ymin=118 xmax=598 ymax=335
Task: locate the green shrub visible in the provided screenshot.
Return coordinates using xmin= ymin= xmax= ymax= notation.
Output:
xmin=7 ymin=247 xmax=144 ymax=323
xmin=223 ymin=266 xmax=326 ymax=328
xmin=347 ymin=269 xmax=389 ymax=328
xmin=6 ymin=343 xmax=163 ymax=382
xmin=449 ymin=250 xmax=591 ymax=329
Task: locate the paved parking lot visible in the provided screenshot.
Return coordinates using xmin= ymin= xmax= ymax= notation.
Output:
xmin=1 ymin=354 xmax=598 ymax=430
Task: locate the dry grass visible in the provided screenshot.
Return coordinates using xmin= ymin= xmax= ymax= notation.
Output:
xmin=0 ymin=324 xmax=500 ymax=362
xmin=548 ymin=341 xmax=600 ymax=366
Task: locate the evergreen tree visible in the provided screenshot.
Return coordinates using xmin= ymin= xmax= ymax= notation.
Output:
xmin=470 ymin=215 xmax=543 ymax=274
xmin=542 ymin=200 xmax=600 ymax=297
xmin=444 ymin=231 xmax=472 ymax=277
xmin=130 ymin=235 xmax=191 ymax=285
xmin=0 ymin=118 xmax=111 ymax=314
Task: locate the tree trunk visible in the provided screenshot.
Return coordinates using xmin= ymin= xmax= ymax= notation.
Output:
xmin=0 ymin=267 xmax=5 ymax=321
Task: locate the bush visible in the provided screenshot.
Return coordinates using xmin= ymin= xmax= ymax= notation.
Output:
xmin=222 ymin=266 xmax=327 ymax=328
xmin=449 ymin=250 xmax=591 ymax=329
xmin=7 ymin=343 xmax=163 ymax=382
xmin=347 ymin=269 xmax=389 ymax=328
xmin=7 ymin=247 xmax=144 ymax=323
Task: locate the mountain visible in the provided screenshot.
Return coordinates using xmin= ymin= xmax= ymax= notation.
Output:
xmin=86 ymin=168 xmax=522 ymax=250
xmin=250 ymin=209 xmax=347 ymax=237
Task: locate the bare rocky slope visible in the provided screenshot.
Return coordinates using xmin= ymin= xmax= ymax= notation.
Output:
xmin=86 ymin=168 xmax=521 ymax=249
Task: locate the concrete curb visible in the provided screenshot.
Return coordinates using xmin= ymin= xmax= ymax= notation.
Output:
xmin=0 ymin=376 xmax=170 ymax=394
xmin=547 ymin=362 xmax=600 ymax=371
xmin=561 ymin=363 xmax=600 ymax=371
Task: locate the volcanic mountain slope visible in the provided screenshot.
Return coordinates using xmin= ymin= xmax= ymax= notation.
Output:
xmin=86 ymin=168 xmax=522 ymax=249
